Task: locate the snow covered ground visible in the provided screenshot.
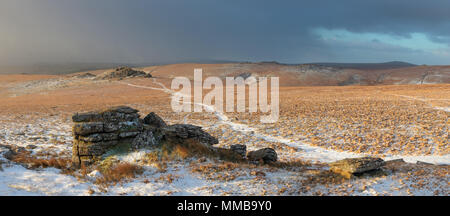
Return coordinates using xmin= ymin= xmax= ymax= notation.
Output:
xmin=0 ymin=77 xmax=448 ymax=196
xmin=1 ymin=142 xmax=448 ymax=196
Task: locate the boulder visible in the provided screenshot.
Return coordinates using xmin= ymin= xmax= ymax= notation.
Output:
xmin=330 ymin=157 xmax=385 ymax=178
xmin=143 ymin=112 xmax=167 ymax=128
xmin=247 ymin=148 xmax=277 ymax=163
xmin=230 ymin=144 xmax=246 ymax=158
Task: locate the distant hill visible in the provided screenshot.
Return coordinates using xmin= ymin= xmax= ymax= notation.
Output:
xmin=136 ymin=62 xmax=449 ymax=86
xmin=2 ymin=61 xmax=448 ymax=86
xmin=310 ymin=61 xmax=417 ymax=70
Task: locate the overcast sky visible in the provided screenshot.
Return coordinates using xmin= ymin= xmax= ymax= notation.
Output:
xmin=1 ymin=0 xmax=450 ymax=65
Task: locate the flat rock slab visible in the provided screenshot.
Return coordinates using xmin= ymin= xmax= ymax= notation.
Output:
xmin=72 ymin=106 xmax=139 ymax=123
xmin=73 ymin=122 xmax=104 ymax=136
xmin=330 ymin=157 xmax=385 ymax=178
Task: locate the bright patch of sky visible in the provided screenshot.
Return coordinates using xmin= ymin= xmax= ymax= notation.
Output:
xmin=312 ymin=27 xmax=449 ymax=52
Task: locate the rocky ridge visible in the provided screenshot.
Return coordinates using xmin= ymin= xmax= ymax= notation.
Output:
xmin=95 ymin=66 xmax=152 ymax=80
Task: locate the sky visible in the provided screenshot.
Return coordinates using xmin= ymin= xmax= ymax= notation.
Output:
xmin=1 ymin=0 xmax=450 ymax=65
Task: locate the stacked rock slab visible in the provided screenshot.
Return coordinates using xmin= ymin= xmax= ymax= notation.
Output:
xmin=71 ymin=107 xmax=221 ymax=167
xmin=72 ymin=106 xmax=144 ymax=167
xmin=161 ymin=124 xmax=219 ymax=148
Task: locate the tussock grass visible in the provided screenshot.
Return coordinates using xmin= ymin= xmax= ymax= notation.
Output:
xmin=95 ymin=162 xmax=143 ymax=186
xmin=10 ymin=151 xmax=71 ymax=170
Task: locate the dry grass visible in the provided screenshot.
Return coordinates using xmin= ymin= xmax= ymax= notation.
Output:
xmin=226 ymin=85 xmax=449 ymax=157
xmin=190 ymin=162 xmax=242 ymax=181
xmin=155 ymin=173 xmax=178 ymax=183
xmin=10 ymin=151 xmax=71 ymax=170
xmin=298 ymin=170 xmax=349 ymax=193
xmin=142 ymin=138 xmax=246 ymax=167
xmin=95 ymin=162 xmax=143 ymax=186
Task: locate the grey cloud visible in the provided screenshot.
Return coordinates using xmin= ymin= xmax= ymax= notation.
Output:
xmin=0 ymin=0 xmax=450 ymax=65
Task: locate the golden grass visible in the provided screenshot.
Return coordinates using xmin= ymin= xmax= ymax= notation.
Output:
xmin=95 ymin=162 xmax=143 ymax=186
xmin=226 ymin=85 xmax=449 ymax=157
xmin=143 ymin=138 xmax=246 ymax=165
xmin=10 ymin=151 xmax=71 ymax=170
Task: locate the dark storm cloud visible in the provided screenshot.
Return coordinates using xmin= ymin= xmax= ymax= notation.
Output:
xmin=1 ymin=0 xmax=450 ymax=65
